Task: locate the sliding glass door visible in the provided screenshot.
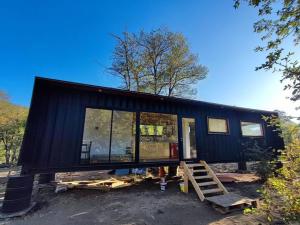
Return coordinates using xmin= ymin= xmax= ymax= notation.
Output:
xmin=81 ymin=108 xmax=136 ymax=164
xmin=81 ymin=108 xmax=180 ymax=164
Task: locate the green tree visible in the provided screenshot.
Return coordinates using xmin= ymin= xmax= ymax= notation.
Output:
xmin=0 ymin=91 xmax=28 ymax=165
xmin=244 ymin=114 xmax=300 ymax=223
xmin=261 ymin=115 xmax=300 ymax=222
xmin=234 ymin=0 xmax=300 ymax=102
xmin=109 ymin=28 xmax=208 ymax=97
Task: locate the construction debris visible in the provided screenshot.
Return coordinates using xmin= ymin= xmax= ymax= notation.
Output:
xmin=55 ymin=184 xmax=68 ymax=193
xmin=55 ymin=177 xmax=134 ymax=192
xmin=216 ymin=173 xmax=260 ymax=183
xmin=206 ymin=193 xmax=259 ymax=214
xmin=181 ymin=161 xmax=259 ymax=214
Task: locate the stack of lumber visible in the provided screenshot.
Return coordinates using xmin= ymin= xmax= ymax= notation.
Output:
xmin=55 ymin=177 xmax=134 ymax=192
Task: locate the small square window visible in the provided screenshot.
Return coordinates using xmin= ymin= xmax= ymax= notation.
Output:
xmin=241 ymin=121 xmax=263 ymax=137
xmin=208 ymin=117 xmax=229 ymax=134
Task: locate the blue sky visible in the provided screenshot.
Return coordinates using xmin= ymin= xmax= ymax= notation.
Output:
xmin=0 ymin=0 xmax=298 ymax=117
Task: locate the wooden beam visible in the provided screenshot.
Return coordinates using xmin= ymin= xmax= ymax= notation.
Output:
xmin=194 ymin=175 xmax=212 ymax=179
xmin=182 ymin=162 xmax=205 ymax=201
xmin=181 ymin=162 xmax=189 ymax=193
xmin=200 ymin=160 xmax=229 ymax=194
xmin=202 ymin=188 xmax=223 ymax=194
xmin=193 ymin=169 xmax=207 ymax=173
xmin=198 ymin=181 xmax=217 ymax=186
xmin=183 ymin=166 xmax=189 ymax=193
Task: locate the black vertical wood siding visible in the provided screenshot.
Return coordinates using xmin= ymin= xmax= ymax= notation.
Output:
xmin=18 ymin=77 xmax=284 ymax=173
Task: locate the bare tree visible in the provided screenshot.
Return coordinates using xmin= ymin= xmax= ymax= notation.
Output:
xmin=109 ymin=32 xmax=144 ymax=92
xmin=164 ymin=33 xmax=208 ymax=97
xmin=136 ymin=29 xmax=172 ymax=95
xmin=108 ymin=28 xmax=208 ymax=97
xmin=109 ymin=32 xmax=133 ymax=90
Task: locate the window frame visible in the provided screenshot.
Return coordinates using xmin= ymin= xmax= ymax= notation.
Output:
xmin=207 ymin=116 xmax=230 ymax=135
xmin=80 ymin=106 xmax=137 ymax=164
xmin=139 ymin=111 xmax=179 ymax=162
xmin=240 ymin=121 xmax=264 ymax=137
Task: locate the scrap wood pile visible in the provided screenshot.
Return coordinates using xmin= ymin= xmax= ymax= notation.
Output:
xmin=216 ymin=173 xmax=260 ymax=183
xmin=55 ymin=176 xmax=135 ymax=193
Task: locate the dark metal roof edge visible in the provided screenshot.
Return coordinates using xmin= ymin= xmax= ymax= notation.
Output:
xmin=35 ymin=76 xmax=277 ymax=114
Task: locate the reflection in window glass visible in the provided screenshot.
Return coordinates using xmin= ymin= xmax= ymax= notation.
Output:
xmin=110 ymin=111 xmax=136 ymax=162
xmin=140 ymin=125 xmax=163 ymax=136
xmin=140 ymin=112 xmax=178 ymax=162
xmin=81 ymin=108 xmax=136 ymax=164
xmin=208 ymin=118 xmax=228 ymax=133
xmin=81 ymin=108 xmax=111 ymax=163
xmin=241 ymin=121 xmax=263 ymax=137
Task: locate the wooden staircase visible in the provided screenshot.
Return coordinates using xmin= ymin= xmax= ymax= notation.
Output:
xmin=181 ymin=160 xmax=228 ymax=201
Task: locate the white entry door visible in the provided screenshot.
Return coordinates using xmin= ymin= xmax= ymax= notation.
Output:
xmin=182 ymin=118 xmax=197 ymax=159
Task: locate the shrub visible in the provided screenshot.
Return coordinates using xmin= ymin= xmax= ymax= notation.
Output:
xmin=249 ymin=115 xmax=300 ymax=223
xmin=243 ymin=141 xmax=274 ymax=182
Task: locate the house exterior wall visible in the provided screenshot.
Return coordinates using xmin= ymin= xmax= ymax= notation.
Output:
xmin=19 ymin=77 xmax=284 ymax=174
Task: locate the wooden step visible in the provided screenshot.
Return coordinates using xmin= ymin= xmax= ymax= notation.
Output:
xmin=198 ymin=181 xmax=217 ymax=187
xmin=202 ymin=188 xmax=223 ymax=194
xmin=194 ymin=175 xmax=212 ymax=179
xmin=187 ymin=163 xmax=203 ymax=167
xmin=181 ymin=161 xmax=229 ymax=202
xmin=193 ymin=169 xmax=207 ymax=173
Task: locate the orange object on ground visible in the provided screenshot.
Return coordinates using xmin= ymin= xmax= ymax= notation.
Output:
xmin=169 ymin=143 xmax=178 ymax=159
xmin=159 ymin=167 xmax=166 ymax=177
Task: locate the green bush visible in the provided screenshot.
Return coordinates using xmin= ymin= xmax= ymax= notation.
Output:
xmin=243 ymin=141 xmax=275 ymax=182
xmin=250 ymin=115 xmax=300 ymax=223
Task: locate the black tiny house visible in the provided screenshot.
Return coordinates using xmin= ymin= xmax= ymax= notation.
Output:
xmin=18 ymin=77 xmax=284 ymax=174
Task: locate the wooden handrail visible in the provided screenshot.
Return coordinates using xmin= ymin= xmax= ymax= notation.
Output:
xmin=200 ymin=160 xmax=229 ymax=194
xmin=181 ymin=162 xmax=205 ymax=201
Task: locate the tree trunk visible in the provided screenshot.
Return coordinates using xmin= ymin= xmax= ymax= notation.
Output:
xmin=11 ymin=147 xmax=18 ymax=164
xmin=135 ymin=74 xmax=140 ymax=92
xmin=5 ymin=147 xmax=10 ymax=165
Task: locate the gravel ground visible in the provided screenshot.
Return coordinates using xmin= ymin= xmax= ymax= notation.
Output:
xmin=0 ymin=177 xmax=265 ymax=225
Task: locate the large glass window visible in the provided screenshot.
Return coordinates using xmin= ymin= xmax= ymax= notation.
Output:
xmin=81 ymin=108 xmax=111 ymax=163
xmin=241 ymin=121 xmax=263 ymax=137
xmin=139 ymin=112 xmax=178 ymax=162
xmin=81 ymin=108 xmax=136 ymax=164
xmin=208 ymin=117 xmax=229 ymax=134
xmin=110 ymin=111 xmax=136 ymax=162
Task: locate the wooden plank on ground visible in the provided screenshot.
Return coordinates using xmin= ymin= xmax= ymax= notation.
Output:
xmin=206 ymin=193 xmax=257 ymax=207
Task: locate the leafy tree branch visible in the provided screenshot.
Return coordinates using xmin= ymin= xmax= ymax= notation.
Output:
xmin=235 ymin=0 xmax=300 ymax=102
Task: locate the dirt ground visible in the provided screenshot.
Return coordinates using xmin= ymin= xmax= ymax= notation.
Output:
xmin=0 ymin=172 xmax=266 ymax=225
